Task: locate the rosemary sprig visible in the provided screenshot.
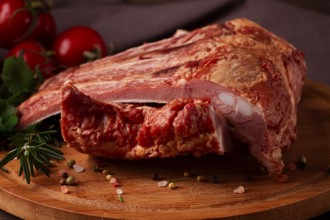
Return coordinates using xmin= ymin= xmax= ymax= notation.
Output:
xmin=0 ymin=128 xmax=64 ymax=184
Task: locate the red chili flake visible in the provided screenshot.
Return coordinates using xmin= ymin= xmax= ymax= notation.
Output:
xmin=113 ymin=182 xmax=121 ymax=188
xmin=57 ymin=169 xmax=67 ymax=177
xmin=287 ymin=162 xmax=297 ymax=171
xmin=277 ymin=173 xmax=288 ymax=183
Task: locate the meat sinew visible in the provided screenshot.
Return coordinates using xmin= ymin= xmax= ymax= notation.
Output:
xmin=18 ymin=18 xmax=306 ymax=178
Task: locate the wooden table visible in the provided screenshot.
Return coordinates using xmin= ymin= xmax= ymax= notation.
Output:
xmin=0 ymin=80 xmax=330 ymax=219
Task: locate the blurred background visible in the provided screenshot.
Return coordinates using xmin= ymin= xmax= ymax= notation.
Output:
xmin=47 ymin=0 xmax=330 ymax=85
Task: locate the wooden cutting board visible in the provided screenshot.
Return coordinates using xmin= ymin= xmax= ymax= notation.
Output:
xmin=0 ymin=79 xmax=330 ymax=219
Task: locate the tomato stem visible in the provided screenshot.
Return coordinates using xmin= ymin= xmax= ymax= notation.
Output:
xmin=83 ymin=47 xmax=102 ymax=62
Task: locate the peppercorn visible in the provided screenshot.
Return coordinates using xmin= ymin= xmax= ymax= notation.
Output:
xmin=211 ymin=175 xmax=220 ymax=184
xmin=168 ymin=182 xmax=177 ymax=189
xmin=60 ymin=179 xmax=67 ymax=185
xmin=183 ymin=171 xmax=190 ymax=177
xmin=297 ymin=155 xmax=307 ymax=170
xmin=66 ymin=176 xmax=76 ymax=185
xmin=197 ymin=175 xmax=205 ymax=182
xmin=67 ymin=159 xmax=76 ymax=168
xmin=150 ymin=172 xmax=160 ymax=180
xmin=93 ymin=164 xmax=102 ymax=172
xmin=106 ymin=174 xmax=112 ymax=181
xmin=102 ymin=169 xmax=111 ymax=175
xmin=61 ymin=172 xmax=69 ymax=179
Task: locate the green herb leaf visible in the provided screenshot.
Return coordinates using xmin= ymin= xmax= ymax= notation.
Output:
xmin=0 ymin=100 xmax=18 ymax=132
xmin=1 ymin=56 xmax=35 ymax=106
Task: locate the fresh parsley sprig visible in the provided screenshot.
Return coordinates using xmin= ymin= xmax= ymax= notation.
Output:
xmin=0 ymin=55 xmax=43 ymax=132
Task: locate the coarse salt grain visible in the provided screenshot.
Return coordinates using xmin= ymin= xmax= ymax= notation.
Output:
xmin=61 ymin=185 xmax=69 ymax=194
xmin=110 ymin=177 xmax=117 ymax=184
xmin=157 ymin=180 xmax=168 ymax=187
xmin=116 ymin=188 xmax=123 ymax=195
xmin=287 ymin=162 xmax=297 ymax=171
xmin=233 ymin=186 xmax=245 ymax=194
xmin=73 ymin=164 xmax=85 ymax=173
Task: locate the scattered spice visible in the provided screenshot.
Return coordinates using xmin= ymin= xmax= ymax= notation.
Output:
xmin=61 ymin=172 xmax=69 ymax=179
xmin=106 ymin=174 xmax=112 ymax=181
xmin=93 ymin=164 xmax=103 ymax=172
xmin=277 ymin=173 xmax=288 ymax=183
xmin=102 ymin=169 xmax=111 ymax=175
xmin=157 ymin=180 xmax=168 ymax=187
xmin=73 ymin=164 xmax=85 ymax=173
xmin=116 ymin=188 xmax=123 ymax=195
xmin=183 ymin=171 xmax=190 ymax=177
xmin=287 ymin=162 xmax=297 ymax=171
xmin=67 ymin=159 xmax=76 ymax=168
xmin=150 ymin=172 xmax=161 ymax=180
xmin=118 ymin=194 xmax=124 ymax=202
xmin=110 ymin=177 xmax=118 ymax=184
xmin=60 ymin=178 xmax=67 ymax=185
xmin=113 ymin=182 xmax=120 ymax=188
xmin=197 ymin=175 xmax=205 ymax=182
xmin=61 ymin=185 xmax=69 ymax=194
xmin=233 ymin=186 xmax=246 ymax=194
xmin=297 ymin=156 xmax=307 ymax=170
xmin=168 ymin=182 xmax=177 ymax=189
xmin=57 ymin=169 xmax=67 ymax=177
xmin=211 ymin=175 xmax=220 ymax=184
xmin=66 ymin=176 xmax=76 ymax=185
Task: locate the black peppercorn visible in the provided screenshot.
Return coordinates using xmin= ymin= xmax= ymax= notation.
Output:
xmin=150 ymin=172 xmax=160 ymax=180
xmin=297 ymin=155 xmax=307 ymax=170
xmin=211 ymin=175 xmax=220 ymax=184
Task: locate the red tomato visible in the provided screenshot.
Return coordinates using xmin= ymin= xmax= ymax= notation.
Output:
xmin=29 ymin=12 xmax=57 ymax=48
xmin=0 ymin=0 xmax=32 ymax=48
xmin=6 ymin=40 xmax=57 ymax=79
xmin=52 ymin=26 xmax=107 ymax=67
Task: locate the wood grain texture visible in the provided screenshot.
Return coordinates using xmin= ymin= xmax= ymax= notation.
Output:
xmin=0 ymin=79 xmax=330 ymax=219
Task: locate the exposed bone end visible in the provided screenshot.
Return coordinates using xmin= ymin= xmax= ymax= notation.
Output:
xmin=217 ymin=92 xmax=235 ymax=106
xmin=236 ymin=99 xmax=252 ymax=117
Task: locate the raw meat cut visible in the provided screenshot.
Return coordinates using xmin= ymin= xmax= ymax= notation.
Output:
xmin=17 ymin=18 xmax=306 ymax=178
xmin=61 ymin=83 xmax=232 ymax=159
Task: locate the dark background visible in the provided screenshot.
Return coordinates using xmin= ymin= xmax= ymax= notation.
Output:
xmin=0 ymin=0 xmax=329 ymax=219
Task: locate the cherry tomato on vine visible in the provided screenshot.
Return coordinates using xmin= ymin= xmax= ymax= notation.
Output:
xmin=0 ymin=0 xmax=32 ymax=48
xmin=6 ymin=40 xmax=57 ymax=79
xmin=52 ymin=26 xmax=107 ymax=67
xmin=29 ymin=12 xmax=57 ymax=48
